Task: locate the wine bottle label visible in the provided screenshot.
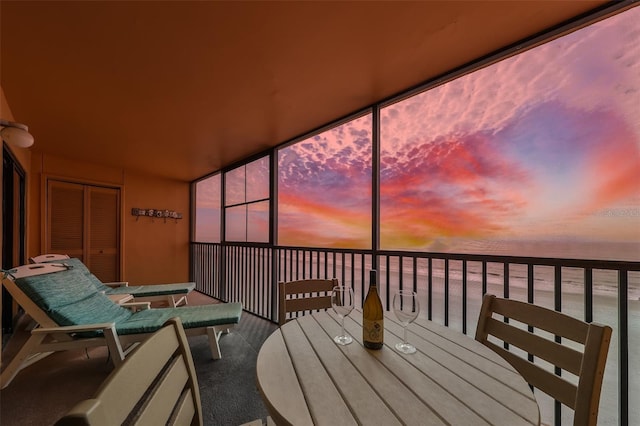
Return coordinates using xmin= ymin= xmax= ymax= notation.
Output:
xmin=363 ymin=319 xmax=384 ymax=343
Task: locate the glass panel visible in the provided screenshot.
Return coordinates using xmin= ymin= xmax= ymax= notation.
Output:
xmin=247 ymin=201 xmax=270 ymax=243
xmin=278 ymin=114 xmax=372 ymax=248
xmin=194 ymin=174 xmax=221 ymax=242
xmin=225 ymin=166 xmax=245 ymax=206
xmin=379 ymin=8 xmax=640 ymax=263
xmin=246 ymin=157 xmax=270 ymax=202
xmin=225 ymin=205 xmax=247 ymax=241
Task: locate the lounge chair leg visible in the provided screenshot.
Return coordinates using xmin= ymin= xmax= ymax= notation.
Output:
xmin=1 ymin=332 xmax=47 ymax=389
xmin=103 ymin=327 xmax=125 ymax=367
xmin=206 ymin=327 xmax=223 ymax=360
xmin=169 ymin=295 xmax=188 ymax=307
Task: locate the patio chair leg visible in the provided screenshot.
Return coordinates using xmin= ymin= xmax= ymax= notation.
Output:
xmin=1 ymin=332 xmax=47 ymax=389
xmin=206 ymin=327 xmax=223 ymax=360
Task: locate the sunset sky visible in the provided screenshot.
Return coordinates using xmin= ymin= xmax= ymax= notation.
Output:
xmin=199 ymin=8 xmax=639 ymax=260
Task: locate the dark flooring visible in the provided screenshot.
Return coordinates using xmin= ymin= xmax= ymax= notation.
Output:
xmin=0 ymin=292 xmax=278 ymax=426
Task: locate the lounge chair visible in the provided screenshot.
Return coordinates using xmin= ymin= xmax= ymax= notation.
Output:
xmin=30 ymin=254 xmax=195 ymax=307
xmin=0 ymin=263 xmax=242 ymax=389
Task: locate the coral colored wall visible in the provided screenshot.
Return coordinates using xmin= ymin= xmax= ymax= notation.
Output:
xmin=27 ymin=153 xmax=191 ymax=285
xmin=2 ymin=84 xmax=191 ymax=286
xmin=122 ymin=170 xmax=190 ymax=285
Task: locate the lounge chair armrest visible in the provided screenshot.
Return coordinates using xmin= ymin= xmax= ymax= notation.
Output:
xmin=31 ymin=322 xmax=116 ymax=335
xmin=122 ymin=302 xmax=151 ymax=311
xmin=103 ymin=281 xmax=129 ymax=288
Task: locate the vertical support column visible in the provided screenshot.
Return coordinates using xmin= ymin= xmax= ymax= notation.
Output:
xmin=619 ymin=269 xmax=628 ymax=426
xmin=372 ymin=106 xmax=381 ymax=306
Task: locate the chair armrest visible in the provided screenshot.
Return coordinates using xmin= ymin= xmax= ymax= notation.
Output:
xmin=58 ymin=399 xmax=104 ymax=425
xmin=31 ymin=322 xmax=116 ymax=335
xmin=122 ymin=302 xmax=151 ymax=311
xmin=103 ymin=281 xmax=129 ymax=288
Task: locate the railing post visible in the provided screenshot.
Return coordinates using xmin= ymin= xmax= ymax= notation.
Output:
xmin=270 ymin=247 xmax=279 ymax=323
xmin=619 ymin=269 xmax=628 ymax=426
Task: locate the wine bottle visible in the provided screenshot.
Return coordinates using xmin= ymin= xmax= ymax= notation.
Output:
xmin=363 ymin=269 xmax=384 ymax=349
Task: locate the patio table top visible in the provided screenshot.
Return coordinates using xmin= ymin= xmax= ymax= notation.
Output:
xmin=256 ymin=309 xmax=540 ymax=425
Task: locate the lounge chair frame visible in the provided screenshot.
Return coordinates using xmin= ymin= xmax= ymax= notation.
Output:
xmin=1 ymin=264 xmax=240 ymax=389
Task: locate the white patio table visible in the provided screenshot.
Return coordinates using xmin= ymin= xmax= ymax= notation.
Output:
xmin=256 ymin=309 xmax=540 ymax=425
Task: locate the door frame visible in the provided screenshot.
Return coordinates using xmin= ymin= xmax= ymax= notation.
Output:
xmin=42 ymin=174 xmax=124 ymax=280
xmin=2 ymin=143 xmax=27 ymax=334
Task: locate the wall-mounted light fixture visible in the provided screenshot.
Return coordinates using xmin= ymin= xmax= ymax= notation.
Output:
xmin=0 ymin=119 xmax=35 ymax=148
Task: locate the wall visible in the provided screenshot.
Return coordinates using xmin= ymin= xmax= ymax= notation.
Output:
xmin=2 ymin=83 xmax=191 ymax=286
xmin=122 ymin=170 xmax=190 ymax=285
xmin=27 ymin=153 xmax=191 ymax=284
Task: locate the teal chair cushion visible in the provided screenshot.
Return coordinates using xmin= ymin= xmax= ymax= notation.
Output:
xmin=117 ymin=303 xmax=243 ymax=335
xmin=44 ymin=257 xmax=195 ymax=297
xmin=14 ymin=267 xmax=133 ymax=332
xmin=51 ymin=292 xmax=133 ymax=327
xmin=15 ymin=266 xmax=104 ymax=311
xmin=108 ymin=282 xmax=196 ymax=296
xmin=40 ymin=257 xmax=112 ymax=293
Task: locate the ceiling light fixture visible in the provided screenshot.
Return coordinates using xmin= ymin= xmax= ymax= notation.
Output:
xmin=0 ymin=119 xmax=35 ymax=148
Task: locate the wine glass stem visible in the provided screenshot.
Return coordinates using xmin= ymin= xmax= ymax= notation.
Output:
xmin=341 ymin=317 xmax=345 ymax=337
xmin=403 ymin=324 xmax=408 ymax=344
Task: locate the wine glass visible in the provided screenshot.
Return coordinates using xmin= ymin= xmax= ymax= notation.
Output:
xmin=392 ymin=290 xmax=420 ymax=354
xmin=331 ymin=285 xmax=355 ymax=345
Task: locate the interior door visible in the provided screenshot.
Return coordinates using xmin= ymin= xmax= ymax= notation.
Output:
xmin=46 ymin=179 xmax=121 ymax=281
xmin=88 ymin=186 xmax=120 ymax=282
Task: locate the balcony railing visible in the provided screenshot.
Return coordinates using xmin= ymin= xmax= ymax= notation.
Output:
xmin=191 ymin=242 xmax=639 ymax=426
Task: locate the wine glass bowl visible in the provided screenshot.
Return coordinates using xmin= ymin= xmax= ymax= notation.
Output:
xmin=392 ymin=290 xmax=419 ymax=354
xmin=331 ymin=286 xmax=355 ymax=345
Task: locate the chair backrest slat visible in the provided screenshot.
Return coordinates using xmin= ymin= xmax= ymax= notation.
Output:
xmin=483 ymin=339 xmax=578 ymax=408
xmin=490 ymin=296 xmax=589 ymax=343
xmin=132 ymin=355 xmax=190 ymax=425
xmin=485 ymin=317 xmax=583 ymax=375
xmin=170 ymin=388 xmax=197 ymax=425
xmin=278 ymin=278 xmax=338 ymax=326
xmin=475 ymin=294 xmax=611 ymax=426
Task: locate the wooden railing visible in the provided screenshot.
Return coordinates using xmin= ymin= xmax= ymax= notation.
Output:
xmin=191 ymin=242 xmax=639 ymax=426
